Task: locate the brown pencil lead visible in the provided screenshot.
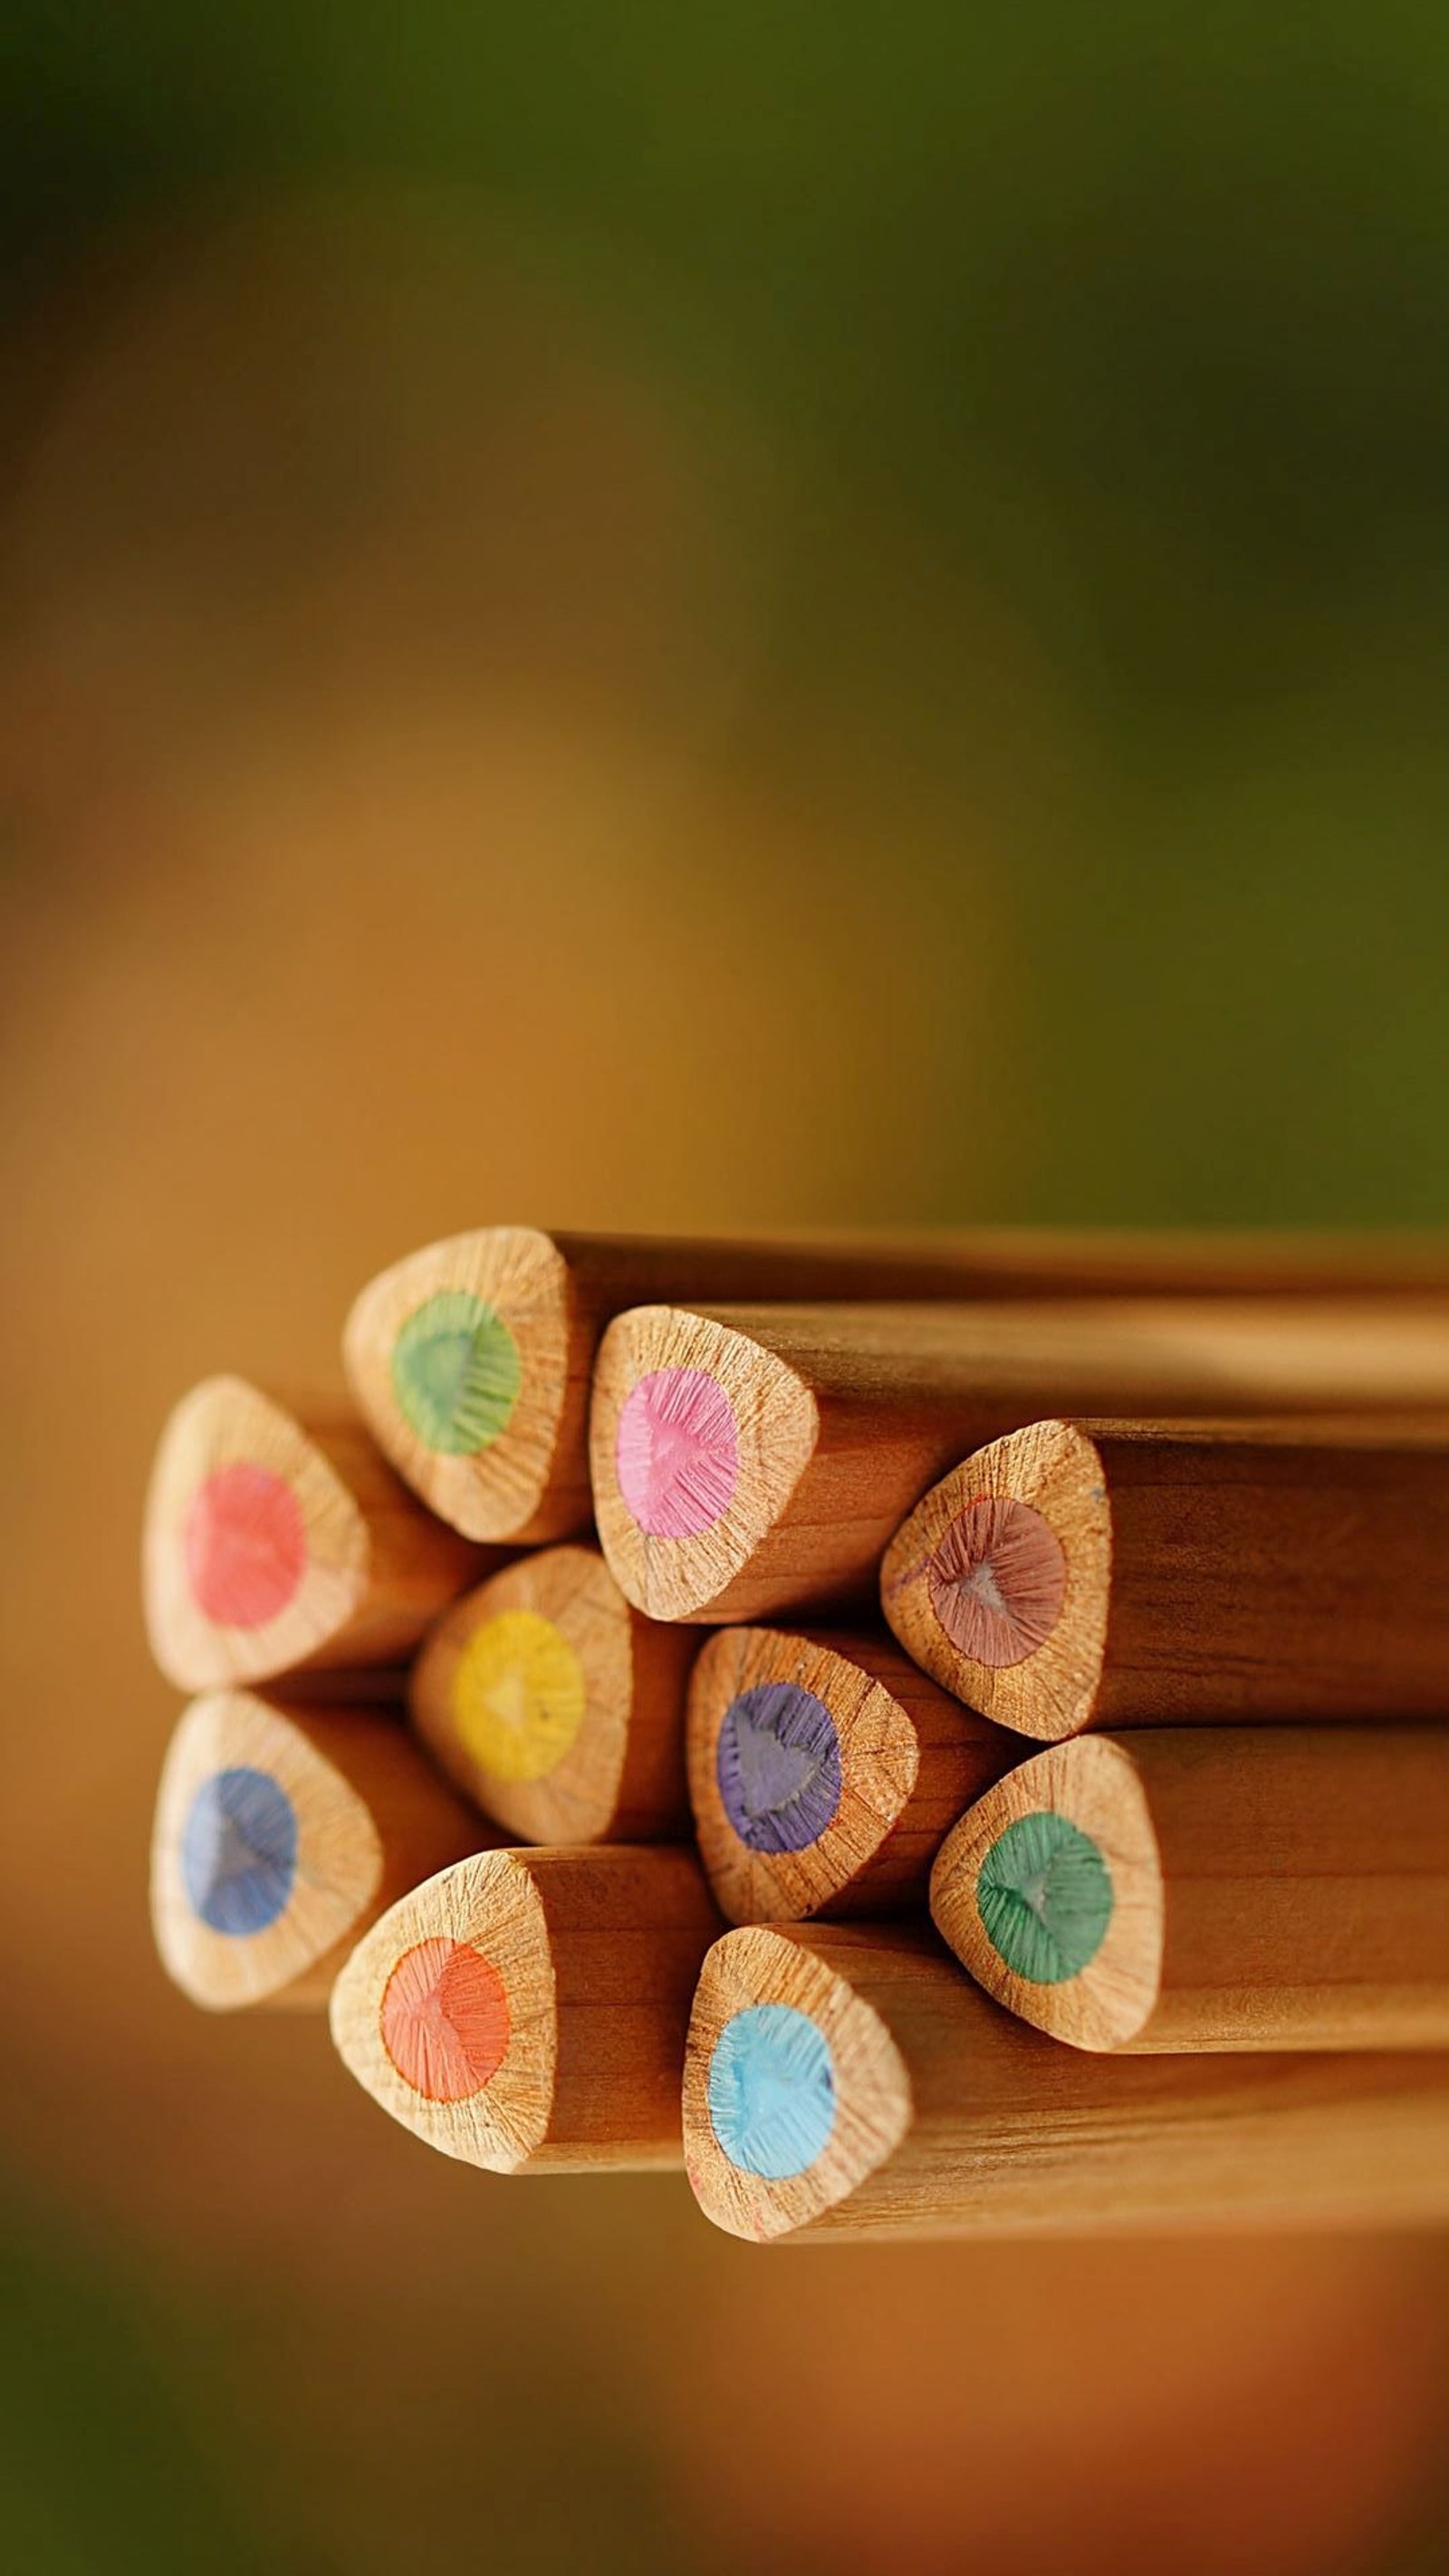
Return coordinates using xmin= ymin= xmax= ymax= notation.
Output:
xmin=593 ymin=1297 xmax=1449 ymax=1624
xmin=883 ymin=1413 xmax=1449 ymax=1737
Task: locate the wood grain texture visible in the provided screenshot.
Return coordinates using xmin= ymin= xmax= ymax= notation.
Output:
xmin=883 ymin=1415 xmax=1449 ymax=1738
xmin=143 ymin=1376 xmax=496 ymax=1690
xmin=409 ymin=1542 xmax=698 ymax=1844
xmin=590 ymin=1299 xmax=1449 ymax=1622
xmin=149 ymin=1689 xmax=491 ymax=2011
xmin=330 ymin=1843 xmax=723 ymax=2171
xmin=683 ymin=1921 xmax=1449 ymax=2243
xmin=686 ymin=1625 xmax=1016 ymax=1922
xmin=932 ymin=1726 xmax=1449 ymax=2052
xmin=343 ymin=1226 xmax=1449 ymax=1543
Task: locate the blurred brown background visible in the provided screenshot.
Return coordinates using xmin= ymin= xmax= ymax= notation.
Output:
xmin=8 ymin=6 xmax=1449 ymax=2570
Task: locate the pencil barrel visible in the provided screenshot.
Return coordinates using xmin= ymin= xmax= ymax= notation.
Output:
xmin=150 ymin=1690 xmax=490 ymax=2011
xmin=144 ymin=1377 xmax=493 ymax=1691
xmin=330 ymin=1844 xmax=723 ymax=2170
xmin=148 ymin=1233 xmax=1449 ymax=2237
xmin=932 ymin=1727 xmax=1449 ymax=2052
xmin=686 ymin=1624 xmax=1016 ymax=1922
xmin=409 ymin=1543 xmax=698 ymax=1845
xmin=346 ymin=1227 xmax=1449 ymax=1546
xmin=592 ymin=1299 xmax=1449 ymax=1623
xmin=884 ymin=1415 xmax=1449 ymax=1739
xmin=684 ymin=1923 xmax=1449 ymax=2242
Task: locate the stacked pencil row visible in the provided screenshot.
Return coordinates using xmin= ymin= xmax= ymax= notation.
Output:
xmin=145 ymin=1224 xmax=1449 ymax=2239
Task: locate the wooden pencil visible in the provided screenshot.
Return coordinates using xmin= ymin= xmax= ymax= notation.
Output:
xmin=683 ymin=1921 xmax=1449 ymax=2243
xmin=931 ymin=1726 xmax=1449 ymax=2053
xmin=143 ymin=1376 xmax=497 ymax=1691
xmin=341 ymin=1226 xmax=1449 ymax=1545
xmin=150 ymin=1689 xmax=491 ymax=2011
xmin=881 ymin=1415 xmax=1449 ymax=1738
xmin=408 ymin=1542 xmax=698 ymax=1844
xmin=329 ymin=1844 xmax=723 ymax=2172
xmin=589 ymin=1298 xmax=1449 ymax=1623
xmin=686 ymin=1625 xmax=1017 ymax=1923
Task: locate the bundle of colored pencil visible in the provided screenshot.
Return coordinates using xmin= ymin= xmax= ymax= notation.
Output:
xmin=144 ymin=1225 xmax=1449 ymax=2239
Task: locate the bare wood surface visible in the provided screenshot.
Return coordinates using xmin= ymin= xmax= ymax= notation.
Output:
xmin=143 ymin=1376 xmax=494 ymax=1689
xmin=331 ymin=1843 xmax=723 ymax=2171
xmin=150 ymin=1689 xmax=490 ymax=2010
xmin=686 ymin=1624 xmax=1016 ymax=1922
xmin=883 ymin=1414 xmax=1449 ymax=1738
xmin=590 ymin=1299 xmax=1449 ymax=1621
xmin=684 ymin=1921 xmax=1449 ymax=2242
xmin=409 ymin=1543 xmax=698 ymax=1845
xmin=344 ymin=1226 xmax=1449 ymax=1543
xmin=932 ymin=1727 xmax=1449 ymax=2052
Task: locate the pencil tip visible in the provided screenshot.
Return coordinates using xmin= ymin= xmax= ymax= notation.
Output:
xmin=715 ymin=1683 xmax=841 ymax=1854
xmin=974 ymin=1810 xmax=1114 ymax=1985
xmin=706 ymin=2001 xmax=837 ymax=2180
xmin=389 ymin=1289 xmax=523 ymax=1458
xmin=180 ymin=1764 xmax=298 ymax=1935
xmin=614 ymin=1364 xmax=740 ymax=1537
xmin=379 ymin=1936 xmax=513 ymax=2102
xmin=181 ymin=1461 xmax=308 ymax=1630
xmin=926 ymin=1495 xmax=1068 ymax=1668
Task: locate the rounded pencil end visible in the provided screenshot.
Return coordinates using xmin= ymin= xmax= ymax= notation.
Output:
xmin=409 ymin=1543 xmax=638 ymax=1843
xmin=682 ymin=1925 xmax=911 ymax=2241
xmin=686 ymin=1629 xmax=912 ymax=1924
xmin=342 ymin=1226 xmax=575 ymax=1543
xmin=931 ymin=1736 xmax=1163 ymax=2050
xmin=881 ymin=1418 xmax=1111 ymax=1740
xmin=143 ymin=1379 xmax=369 ymax=1690
xmin=329 ymin=1850 xmax=556 ymax=2171
xmin=590 ymin=1306 xmax=819 ymax=1621
xmin=150 ymin=1691 xmax=384 ymax=2010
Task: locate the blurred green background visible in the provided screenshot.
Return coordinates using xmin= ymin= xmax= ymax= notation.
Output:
xmin=8 ymin=5 xmax=1449 ymax=2571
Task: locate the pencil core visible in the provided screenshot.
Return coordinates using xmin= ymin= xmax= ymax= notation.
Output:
xmin=180 ymin=1766 xmax=298 ymax=1935
xmin=614 ymin=1367 xmax=740 ymax=1537
xmin=707 ymin=2003 xmax=836 ymax=2178
xmin=379 ymin=1937 xmax=513 ymax=2100
xmin=926 ymin=1496 xmax=1067 ymax=1668
xmin=389 ymin=1291 xmax=523 ymax=1456
xmin=449 ymin=1609 xmax=587 ymax=1783
xmin=975 ymin=1811 xmax=1113 ymax=1983
xmin=183 ymin=1463 xmax=308 ymax=1629
xmin=715 ymin=1682 xmax=842 ymax=1854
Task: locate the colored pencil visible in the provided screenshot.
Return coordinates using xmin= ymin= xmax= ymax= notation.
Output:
xmin=881 ymin=1415 xmax=1449 ymax=1739
xmin=931 ymin=1726 xmax=1449 ymax=2053
xmin=330 ymin=1845 xmax=722 ymax=2171
xmin=686 ymin=1625 xmax=1015 ymax=1923
xmin=341 ymin=1226 xmax=1449 ymax=1545
xmin=683 ymin=1922 xmax=1449 ymax=2242
xmin=408 ymin=1542 xmax=698 ymax=1844
xmin=144 ymin=1376 xmax=496 ymax=1691
xmin=589 ymin=1299 xmax=1449 ymax=1623
xmin=150 ymin=1689 xmax=490 ymax=2010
